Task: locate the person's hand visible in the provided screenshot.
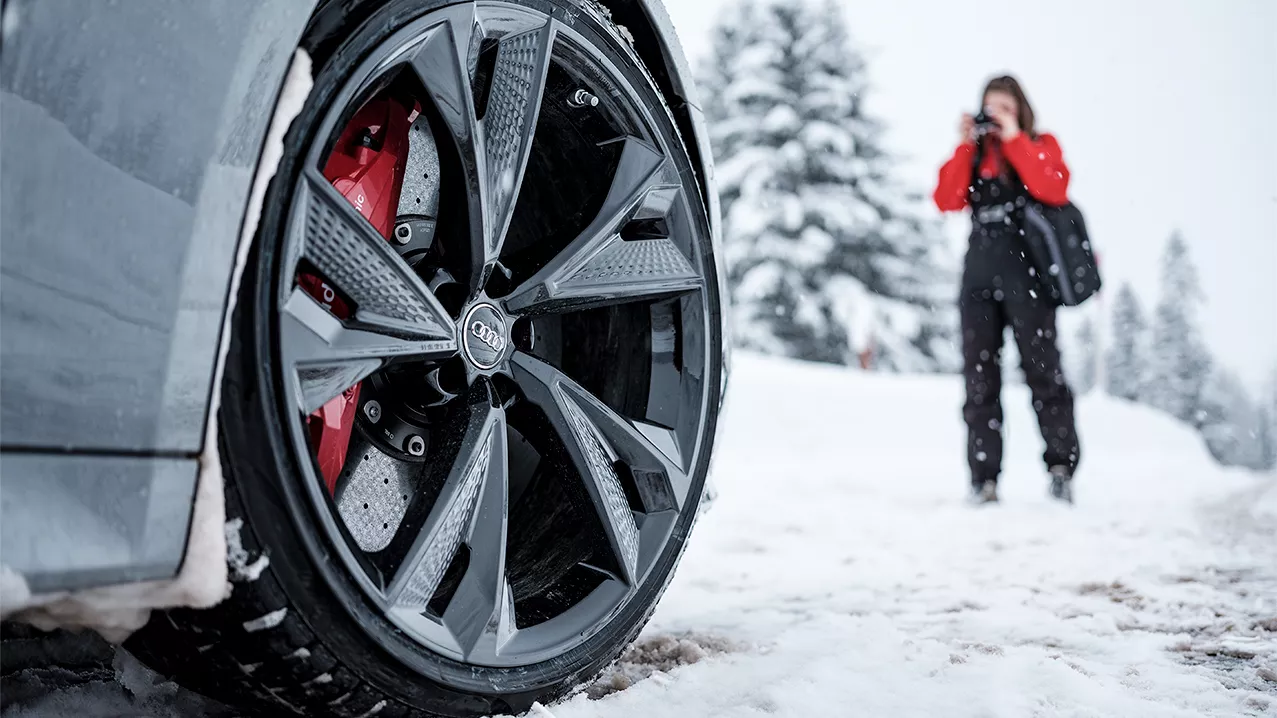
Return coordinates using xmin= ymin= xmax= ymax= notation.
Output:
xmin=991 ymin=106 xmax=1020 ymax=141
xmin=959 ymin=113 xmax=976 ymax=145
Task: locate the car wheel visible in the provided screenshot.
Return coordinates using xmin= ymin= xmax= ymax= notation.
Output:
xmin=128 ymin=0 xmax=723 ymax=715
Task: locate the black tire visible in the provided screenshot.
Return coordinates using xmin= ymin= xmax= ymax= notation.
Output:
xmin=128 ymin=1 xmax=723 ymax=716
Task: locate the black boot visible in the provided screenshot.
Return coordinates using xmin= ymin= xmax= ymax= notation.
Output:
xmin=969 ymin=479 xmax=999 ymax=505
xmin=1049 ymin=466 xmax=1073 ymax=504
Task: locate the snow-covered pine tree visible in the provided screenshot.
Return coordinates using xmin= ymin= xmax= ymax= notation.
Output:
xmin=701 ymin=0 xmax=957 ymax=370
xmin=1069 ymin=316 xmax=1099 ymax=394
xmin=1196 ymin=367 xmax=1268 ymax=469
xmin=1104 ymin=283 xmax=1148 ymax=401
xmin=699 ymin=0 xmax=761 ymax=210
xmin=700 ymin=0 xmax=843 ymax=361
xmin=1260 ymin=368 xmax=1277 ymax=471
xmin=1146 ymin=233 xmax=1212 ymax=424
xmin=1257 ymin=406 xmax=1276 ymax=471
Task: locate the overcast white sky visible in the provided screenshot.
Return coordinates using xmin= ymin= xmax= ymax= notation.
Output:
xmin=665 ymin=0 xmax=1277 ymax=391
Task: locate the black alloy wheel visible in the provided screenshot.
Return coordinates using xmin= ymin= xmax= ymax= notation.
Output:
xmin=128 ymin=1 xmax=724 ymax=716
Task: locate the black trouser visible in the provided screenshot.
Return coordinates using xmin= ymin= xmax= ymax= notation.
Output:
xmin=960 ymin=243 xmax=1080 ymax=486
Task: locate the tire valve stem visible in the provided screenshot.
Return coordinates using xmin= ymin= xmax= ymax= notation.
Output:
xmin=569 ymin=88 xmax=599 ymax=108
xmin=405 ymin=434 xmax=426 ymax=457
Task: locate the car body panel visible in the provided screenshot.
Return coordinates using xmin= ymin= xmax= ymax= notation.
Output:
xmin=0 ymin=454 xmax=198 ymax=593
xmin=0 ymin=0 xmax=316 ymax=596
xmin=0 ymin=0 xmax=315 ymax=453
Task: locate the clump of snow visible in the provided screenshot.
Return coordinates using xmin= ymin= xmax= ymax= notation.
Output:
xmin=528 ymin=703 xmax=558 ymax=718
xmin=1 ymin=564 xmax=32 ymax=610
xmin=511 ymin=353 xmax=1277 ymax=718
xmin=242 ymin=607 xmax=288 ymax=633
xmin=585 ymin=632 xmax=741 ymax=700
xmin=224 ymin=518 xmax=270 ymax=582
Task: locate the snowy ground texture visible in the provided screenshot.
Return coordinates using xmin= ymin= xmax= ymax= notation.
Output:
xmin=536 ymin=353 xmax=1277 ymax=718
xmin=4 ymin=354 xmax=1276 ymax=717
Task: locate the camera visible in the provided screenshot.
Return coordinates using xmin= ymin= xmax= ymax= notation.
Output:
xmin=973 ymin=109 xmax=1001 ymax=138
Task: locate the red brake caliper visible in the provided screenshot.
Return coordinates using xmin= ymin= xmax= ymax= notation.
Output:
xmin=301 ymin=94 xmax=417 ymax=494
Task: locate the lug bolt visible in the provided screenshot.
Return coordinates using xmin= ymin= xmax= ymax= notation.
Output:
xmin=363 ymin=400 xmax=382 ymax=423
xmin=569 ymin=89 xmax=599 ymax=108
xmin=405 ymin=434 xmax=426 ymax=457
xmin=394 ymin=223 xmax=412 ymax=245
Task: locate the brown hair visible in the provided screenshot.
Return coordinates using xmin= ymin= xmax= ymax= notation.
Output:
xmin=983 ymin=75 xmax=1036 ymax=138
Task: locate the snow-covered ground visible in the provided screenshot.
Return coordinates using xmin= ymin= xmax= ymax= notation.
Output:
xmin=5 ymin=355 xmax=1275 ymax=717
xmin=538 ymin=353 xmax=1277 ymax=718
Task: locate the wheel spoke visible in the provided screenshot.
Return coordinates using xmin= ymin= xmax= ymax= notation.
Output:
xmin=409 ymin=5 xmax=556 ymax=291
xmin=293 ymin=170 xmax=458 ymax=342
xmin=407 ymin=4 xmax=484 ymax=274
xmin=504 ymin=137 xmax=703 ymax=316
xmin=439 ymin=422 xmax=514 ymax=659
xmin=511 ymin=352 xmax=688 ymax=585
xmin=385 ymin=384 xmax=511 ymax=657
xmin=477 ymin=16 xmax=555 ymax=284
xmin=281 ymin=288 xmax=454 ymax=413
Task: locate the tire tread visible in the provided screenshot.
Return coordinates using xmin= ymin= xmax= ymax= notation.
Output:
xmin=131 ymin=482 xmax=428 ymax=717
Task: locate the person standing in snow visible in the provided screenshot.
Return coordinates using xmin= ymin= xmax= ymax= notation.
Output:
xmin=933 ymin=75 xmax=1080 ymax=505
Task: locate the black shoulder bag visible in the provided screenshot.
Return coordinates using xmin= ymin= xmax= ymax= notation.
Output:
xmin=972 ymin=139 xmax=1102 ymax=307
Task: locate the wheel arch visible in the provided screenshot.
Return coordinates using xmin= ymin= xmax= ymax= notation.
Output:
xmin=592 ymin=0 xmax=712 ymax=208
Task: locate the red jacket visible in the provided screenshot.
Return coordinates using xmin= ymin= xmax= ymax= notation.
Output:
xmin=933 ymin=133 xmax=1070 ymax=212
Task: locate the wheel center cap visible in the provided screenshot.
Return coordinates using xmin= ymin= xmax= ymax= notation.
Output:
xmin=461 ymin=302 xmax=508 ymax=370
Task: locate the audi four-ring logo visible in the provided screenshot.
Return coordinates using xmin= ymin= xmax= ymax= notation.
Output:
xmin=470 ymin=320 xmax=505 ymax=353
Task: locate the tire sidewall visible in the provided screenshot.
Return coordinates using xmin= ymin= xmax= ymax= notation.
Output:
xmin=222 ymin=0 xmax=724 ymax=711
